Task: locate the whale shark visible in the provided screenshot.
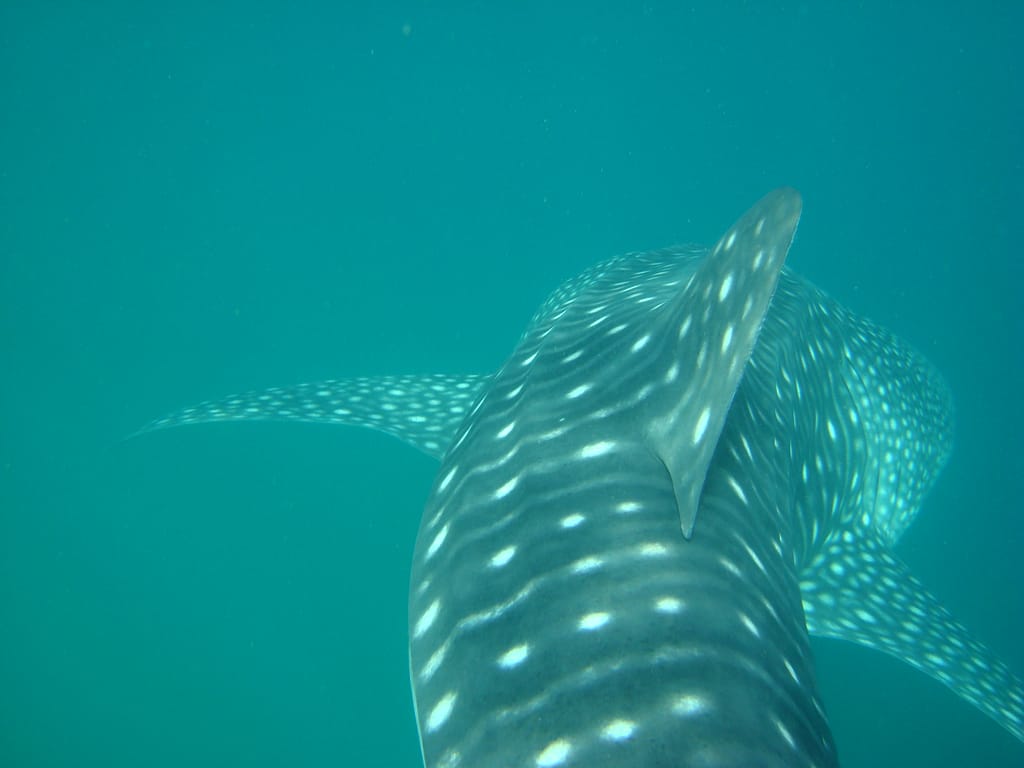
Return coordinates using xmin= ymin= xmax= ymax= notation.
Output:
xmin=142 ymin=189 xmax=1023 ymax=765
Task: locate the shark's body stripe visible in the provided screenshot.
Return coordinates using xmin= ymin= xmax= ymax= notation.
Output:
xmin=407 ymin=190 xmax=837 ymax=766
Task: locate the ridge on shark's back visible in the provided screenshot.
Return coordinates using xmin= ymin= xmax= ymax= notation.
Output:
xmin=141 ymin=189 xmax=1024 ymax=765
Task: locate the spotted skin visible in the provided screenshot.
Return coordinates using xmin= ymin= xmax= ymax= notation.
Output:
xmin=141 ymin=189 xmax=1024 ymax=761
xmin=137 ymin=374 xmax=491 ymax=458
xmin=407 ymin=189 xmax=838 ymax=767
xmin=801 ymin=533 xmax=1024 ymax=743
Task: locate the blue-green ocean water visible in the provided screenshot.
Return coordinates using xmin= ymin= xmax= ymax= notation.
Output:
xmin=1 ymin=3 xmax=1021 ymax=766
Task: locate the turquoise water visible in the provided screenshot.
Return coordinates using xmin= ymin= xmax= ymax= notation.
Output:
xmin=1 ymin=3 xmax=1021 ymax=766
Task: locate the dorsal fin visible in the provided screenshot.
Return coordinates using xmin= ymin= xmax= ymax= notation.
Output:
xmin=647 ymin=187 xmax=802 ymax=537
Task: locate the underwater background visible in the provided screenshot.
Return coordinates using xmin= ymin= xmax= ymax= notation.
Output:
xmin=1 ymin=2 xmax=1021 ymax=766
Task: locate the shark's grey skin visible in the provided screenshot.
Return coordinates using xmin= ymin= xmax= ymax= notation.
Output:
xmin=142 ymin=189 xmax=1024 ymax=763
xmin=406 ymin=189 xmax=830 ymax=767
